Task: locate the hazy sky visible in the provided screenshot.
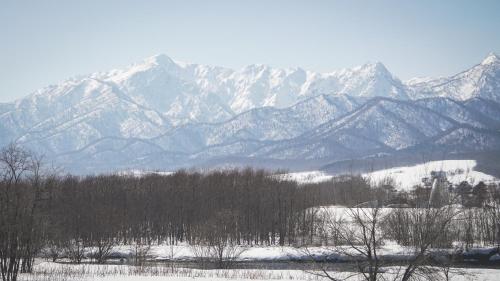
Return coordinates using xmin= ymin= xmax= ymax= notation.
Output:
xmin=1 ymin=0 xmax=500 ymax=102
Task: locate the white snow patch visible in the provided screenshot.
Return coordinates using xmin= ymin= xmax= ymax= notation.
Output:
xmin=281 ymin=171 xmax=333 ymax=183
xmin=365 ymin=160 xmax=499 ymax=190
xmin=283 ymin=160 xmax=498 ymax=190
xmin=117 ymin=170 xmax=173 ymax=177
xmin=481 ymin=52 xmax=499 ymax=65
xmin=23 ymin=260 xmax=500 ymax=281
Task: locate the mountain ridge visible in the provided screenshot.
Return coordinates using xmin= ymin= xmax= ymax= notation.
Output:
xmin=1 ymin=53 xmax=500 ymax=174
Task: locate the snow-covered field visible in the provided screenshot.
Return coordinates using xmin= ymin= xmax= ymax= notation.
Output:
xmin=20 ymin=261 xmax=500 ymax=281
xmin=280 ymin=171 xmax=334 ymax=184
xmin=51 ymin=238 xmax=500 ymax=264
xmin=366 ymin=160 xmax=499 ymax=190
xmin=21 ymin=261 xmax=323 ymax=281
xmin=108 ymin=243 xmax=411 ymax=262
xmin=117 ymin=170 xmax=174 ymax=177
xmin=286 ymin=160 xmax=499 ymax=190
xmin=23 ymin=205 xmax=500 ymax=280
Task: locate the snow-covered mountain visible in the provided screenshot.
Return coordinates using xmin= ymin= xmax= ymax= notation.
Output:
xmin=106 ymin=54 xmax=408 ymax=120
xmin=152 ymin=94 xmax=360 ymax=154
xmin=406 ymin=53 xmax=500 ymax=102
xmin=1 ymin=53 xmax=499 ymax=174
xmin=219 ymin=97 xmax=500 ymax=162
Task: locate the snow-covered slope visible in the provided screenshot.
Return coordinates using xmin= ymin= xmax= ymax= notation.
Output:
xmin=406 ymin=53 xmax=500 ymax=102
xmin=366 ymin=160 xmax=499 ymax=190
xmin=153 ymin=94 xmax=360 ymax=153
xmin=283 ymin=160 xmax=499 ymax=190
xmin=248 ymin=97 xmax=492 ymax=161
xmin=1 ymin=53 xmax=500 ymax=173
xmin=415 ymin=97 xmax=500 ymax=129
xmin=92 ymin=54 xmax=408 ymax=124
xmin=0 ymin=78 xmax=172 ymax=155
xmin=464 ymin=97 xmax=500 ymax=124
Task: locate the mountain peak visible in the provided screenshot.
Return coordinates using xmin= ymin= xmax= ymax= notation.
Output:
xmin=481 ymin=52 xmax=499 ymax=65
xmin=372 ymin=61 xmax=389 ymax=71
xmin=145 ymin=54 xmax=176 ymax=66
xmin=241 ymin=64 xmax=270 ymax=75
xmin=357 ymin=61 xmax=389 ymax=74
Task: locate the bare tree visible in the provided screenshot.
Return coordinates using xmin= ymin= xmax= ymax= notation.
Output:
xmin=64 ymin=239 xmax=86 ymax=264
xmin=0 ymin=143 xmax=44 ymax=281
xmin=194 ymin=210 xmax=246 ymax=269
xmin=132 ymin=236 xmax=153 ymax=266
xmin=90 ymin=238 xmax=115 ymax=264
xmin=304 ymin=206 xmax=386 ymax=281
xmin=306 ymin=202 xmax=461 ymax=281
xmin=190 ymin=243 xmax=212 ymax=269
xmin=41 ymin=241 xmax=63 ymax=262
xmin=396 ymin=206 xmax=460 ymax=281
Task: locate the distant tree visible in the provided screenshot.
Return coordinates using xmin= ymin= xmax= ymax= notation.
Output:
xmin=411 ymin=185 xmax=431 ymax=207
xmin=472 ymin=181 xmax=488 ymax=207
xmin=455 ymin=181 xmax=473 ymax=207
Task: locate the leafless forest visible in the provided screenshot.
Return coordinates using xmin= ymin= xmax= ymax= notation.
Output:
xmin=1 ymin=144 xmax=499 ymax=281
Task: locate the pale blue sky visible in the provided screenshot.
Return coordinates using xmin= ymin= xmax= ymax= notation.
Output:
xmin=1 ymin=0 xmax=500 ymax=102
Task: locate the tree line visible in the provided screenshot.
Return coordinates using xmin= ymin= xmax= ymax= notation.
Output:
xmin=0 ymin=144 xmax=379 ymax=280
xmin=1 ymin=143 xmax=499 ymax=281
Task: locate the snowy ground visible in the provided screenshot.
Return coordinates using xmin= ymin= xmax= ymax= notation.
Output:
xmin=117 ymin=170 xmax=174 ymax=177
xmin=286 ymin=160 xmax=499 ymax=190
xmin=56 ymin=238 xmax=499 ymax=264
xmin=280 ymin=170 xmax=334 ymax=184
xmin=21 ymin=261 xmax=324 ymax=281
xmin=19 ymin=261 xmax=500 ymax=281
xmin=108 ymin=243 xmax=412 ymax=262
xmin=28 ymin=226 xmax=500 ymax=280
xmin=365 ymin=160 xmax=499 ymax=190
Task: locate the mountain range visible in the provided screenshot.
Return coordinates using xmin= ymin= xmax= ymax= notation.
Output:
xmin=1 ymin=53 xmax=500 ymax=174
